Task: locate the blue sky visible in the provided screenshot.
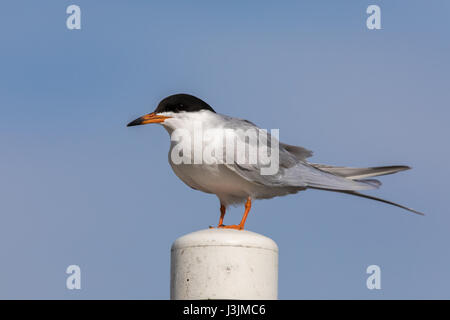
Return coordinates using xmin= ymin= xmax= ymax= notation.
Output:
xmin=1 ymin=0 xmax=449 ymax=299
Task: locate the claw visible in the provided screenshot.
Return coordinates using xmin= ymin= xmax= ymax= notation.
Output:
xmin=218 ymin=224 xmax=244 ymax=230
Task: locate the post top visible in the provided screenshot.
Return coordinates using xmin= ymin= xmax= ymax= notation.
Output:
xmin=171 ymin=228 xmax=278 ymax=252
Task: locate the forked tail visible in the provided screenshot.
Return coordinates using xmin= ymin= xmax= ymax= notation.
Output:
xmin=308 ymin=187 xmax=424 ymax=215
xmin=307 ymin=164 xmax=424 ymax=215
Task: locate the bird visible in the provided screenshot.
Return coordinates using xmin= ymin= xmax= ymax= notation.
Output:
xmin=127 ymin=93 xmax=424 ymax=230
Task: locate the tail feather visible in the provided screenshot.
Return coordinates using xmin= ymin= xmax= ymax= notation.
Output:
xmin=355 ymin=178 xmax=382 ymax=188
xmin=310 ymin=164 xmax=410 ymax=180
xmin=308 ymin=187 xmax=424 ymax=215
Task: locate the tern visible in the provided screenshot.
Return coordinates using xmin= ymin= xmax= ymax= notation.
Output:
xmin=127 ymin=93 xmax=423 ymax=230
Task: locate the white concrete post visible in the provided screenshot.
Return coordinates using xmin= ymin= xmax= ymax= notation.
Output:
xmin=170 ymin=228 xmax=278 ymax=300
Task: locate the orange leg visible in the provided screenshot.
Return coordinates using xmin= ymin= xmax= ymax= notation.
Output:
xmin=218 ymin=204 xmax=226 ymax=226
xmin=218 ymin=197 xmax=252 ymax=230
xmin=210 ymin=204 xmax=227 ymax=229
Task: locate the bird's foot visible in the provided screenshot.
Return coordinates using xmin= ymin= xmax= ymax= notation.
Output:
xmin=217 ymin=224 xmax=244 ymax=230
xmin=209 ymin=224 xmax=226 ymax=229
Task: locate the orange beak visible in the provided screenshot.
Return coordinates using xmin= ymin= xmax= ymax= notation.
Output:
xmin=127 ymin=112 xmax=172 ymax=127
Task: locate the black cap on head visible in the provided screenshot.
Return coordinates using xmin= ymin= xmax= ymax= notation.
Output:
xmin=154 ymin=94 xmax=216 ymax=114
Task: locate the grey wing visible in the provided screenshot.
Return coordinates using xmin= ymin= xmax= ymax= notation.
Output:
xmin=279 ymin=143 xmax=313 ymax=160
xmin=220 ymin=116 xmax=378 ymax=191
